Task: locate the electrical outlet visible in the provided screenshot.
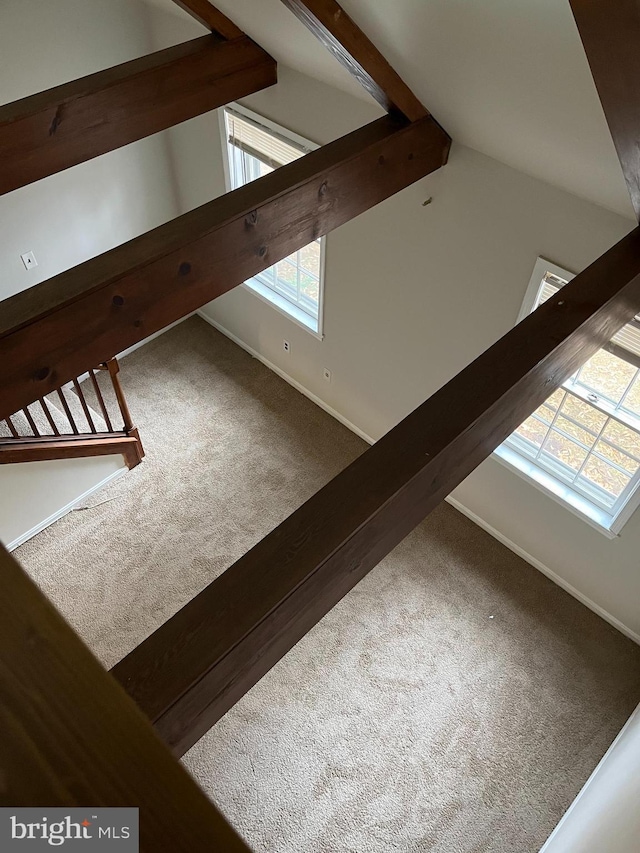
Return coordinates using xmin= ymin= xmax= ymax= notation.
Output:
xmin=283 ymin=340 xmax=291 ymax=354
xmin=21 ymin=251 xmax=38 ymax=270
xmin=323 ymin=368 xmax=332 ymax=382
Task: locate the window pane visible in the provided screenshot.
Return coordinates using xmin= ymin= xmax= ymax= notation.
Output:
xmin=546 ymin=388 xmax=566 ymax=412
xmin=594 ymin=441 xmax=640 ymax=476
xmin=276 ymin=258 xmax=298 ymax=296
xmin=299 ymin=242 xmax=320 ymax=277
xmin=255 ymin=265 xmax=276 ymax=288
xmin=600 ymin=419 xmax=640 ymax=460
xmin=300 ymin=269 xmax=319 ymax=304
xmin=514 ymin=416 xmax=548 ymax=449
xmin=534 ymin=402 xmax=555 ymax=424
xmin=621 ymin=374 xmax=640 ymax=418
xmin=575 ymin=349 xmax=636 ymax=404
xmin=541 ymin=431 xmax=588 ymax=472
xmin=581 ymin=456 xmax=631 ymax=499
xmin=229 ymin=148 xmax=273 ymax=187
xmin=554 ymin=416 xmax=596 ymax=449
xmin=561 ymin=394 xmax=607 ymax=434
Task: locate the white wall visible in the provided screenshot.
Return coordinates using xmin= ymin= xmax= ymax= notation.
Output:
xmin=0 ymin=0 xmax=180 ymax=299
xmin=1 ymin=458 xmax=126 ymax=550
xmin=145 ymin=2 xmax=640 ymax=642
xmin=0 ymin=0 xmax=182 ymax=549
xmin=540 ymin=703 xmax=640 ymax=852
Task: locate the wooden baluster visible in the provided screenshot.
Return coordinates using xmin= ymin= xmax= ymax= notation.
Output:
xmin=56 ymin=388 xmax=79 ymax=434
xmin=39 ymin=398 xmax=60 ymax=436
xmin=106 ymin=358 xmax=135 ymax=433
xmin=88 ymin=369 xmax=113 ymax=432
xmin=22 ymin=406 xmax=40 ymax=437
xmin=72 ymin=378 xmax=97 ymax=433
xmin=4 ymin=416 xmax=19 ymax=438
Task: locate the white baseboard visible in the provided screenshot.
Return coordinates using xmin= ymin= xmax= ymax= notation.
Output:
xmin=445 ymin=496 xmax=640 ymax=645
xmin=7 ymin=466 xmax=127 ymax=552
xmin=199 ymin=310 xmax=640 ymax=646
xmin=197 ymin=311 xmax=376 ymax=445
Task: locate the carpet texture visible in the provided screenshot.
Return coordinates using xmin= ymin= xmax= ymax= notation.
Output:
xmin=15 ymin=317 xmax=640 ymax=852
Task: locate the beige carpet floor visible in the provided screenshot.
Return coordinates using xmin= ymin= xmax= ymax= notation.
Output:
xmin=15 ymin=316 xmax=640 ymax=853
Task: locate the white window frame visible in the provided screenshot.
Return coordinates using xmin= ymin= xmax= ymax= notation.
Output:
xmin=493 ymin=256 xmax=640 ymax=538
xmin=218 ymin=104 xmax=326 ymax=339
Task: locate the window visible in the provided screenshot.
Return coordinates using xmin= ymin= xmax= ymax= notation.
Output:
xmin=220 ymin=106 xmax=325 ymax=337
xmin=494 ymin=257 xmax=640 ymax=536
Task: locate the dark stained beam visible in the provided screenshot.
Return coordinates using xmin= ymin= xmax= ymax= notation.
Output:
xmin=112 ymin=227 xmax=640 ymax=756
xmin=0 ymin=545 xmax=251 ymax=851
xmin=0 ymin=35 xmax=276 ymax=196
xmin=279 ymin=0 xmax=430 ymax=123
xmin=569 ymin=0 xmax=640 ymax=220
xmin=0 ymin=113 xmax=449 ymax=420
xmin=169 ymin=0 xmax=244 ymax=40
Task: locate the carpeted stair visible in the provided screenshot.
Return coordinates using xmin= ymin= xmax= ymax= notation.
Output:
xmin=1 ymin=380 xmax=109 ymax=439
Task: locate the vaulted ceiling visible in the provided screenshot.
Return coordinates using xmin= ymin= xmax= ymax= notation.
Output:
xmin=143 ymin=0 xmax=636 ymax=221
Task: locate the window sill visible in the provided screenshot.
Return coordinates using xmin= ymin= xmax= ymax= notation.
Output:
xmin=242 ymin=278 xmax=323 ymax=339
xmin=492 ymin=443 xmax=620 ymax=538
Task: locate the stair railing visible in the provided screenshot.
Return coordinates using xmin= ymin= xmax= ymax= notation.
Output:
xmin=0 ymin=357 xmax=144 ymax=468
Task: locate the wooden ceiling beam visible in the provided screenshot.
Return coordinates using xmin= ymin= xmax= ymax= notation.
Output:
xmin=169 ymin=0 xmax=244 ymax=40
xmin=279 ymin=0 xmax=431 ymax=123
xmin=0 ymin=113 xmax=448 ymax=420
xmin=0 ymin=545 xmax=251 ymax=850
xmin=0 ymin=35 xmax=276 ymax=196
xmin=569 ymin=0 xmax=640 ymax=220
xmin=112 ymin=227 xmax=640 ymax=757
